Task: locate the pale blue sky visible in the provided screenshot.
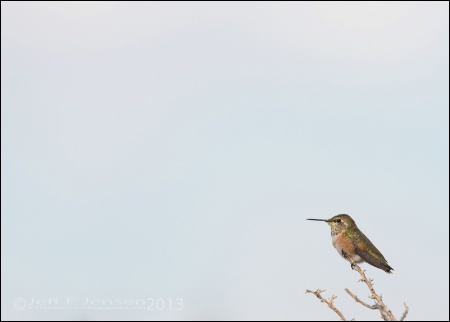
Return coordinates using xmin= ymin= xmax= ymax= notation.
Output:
xmin=1 ymin=2 xmax=449 ymax=320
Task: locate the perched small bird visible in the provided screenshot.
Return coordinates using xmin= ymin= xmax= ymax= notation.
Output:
xmin=307 ymin=214 xmax=393 ymax=273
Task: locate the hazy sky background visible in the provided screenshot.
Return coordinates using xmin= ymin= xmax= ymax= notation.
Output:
xmin=1 ymin=2 xmax=449 ymax=320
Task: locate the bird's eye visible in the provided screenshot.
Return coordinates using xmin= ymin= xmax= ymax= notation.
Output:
xmin=336 ymin=219 xmax=341 ymax=222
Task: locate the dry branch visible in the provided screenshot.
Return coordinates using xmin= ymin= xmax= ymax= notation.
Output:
xmin=306 ymin=289 xmax=347 ymax=321
xmin=346 ymin=257 xmax=404 ymax=321
xmin=307 ymin=258 xmax=409 ymax=320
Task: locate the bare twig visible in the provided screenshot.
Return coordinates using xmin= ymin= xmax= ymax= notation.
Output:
xmin=306 ymin=289 xmax=347 ymax=321
xmin=400 ymin=303 xmax=409 ymax=321
xmin=346 ymin=258 xmax=397 ymax=321
xmin=345 ymin=288 xmax=377 ymax=309
xmin=307 ymin=259 xmax=408 ymax=320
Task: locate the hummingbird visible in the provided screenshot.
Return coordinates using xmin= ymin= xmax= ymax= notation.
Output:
xmin=307 ymin=214 xmax=393 ymax=273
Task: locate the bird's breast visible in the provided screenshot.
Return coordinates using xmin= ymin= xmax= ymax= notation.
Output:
xmin=331 ymin=233 xmax=364 ymax=263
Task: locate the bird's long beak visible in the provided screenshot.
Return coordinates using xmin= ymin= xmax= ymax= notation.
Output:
xmin=306 ymin=218 xmax=329 ymax=222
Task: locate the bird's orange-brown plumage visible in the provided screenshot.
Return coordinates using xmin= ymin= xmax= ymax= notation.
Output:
xmin=332 ymin=232 xmax=367 ymax=263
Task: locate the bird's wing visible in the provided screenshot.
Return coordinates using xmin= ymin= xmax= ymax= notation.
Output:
xmin=354 ymin=247 xmax=393 ymax=273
